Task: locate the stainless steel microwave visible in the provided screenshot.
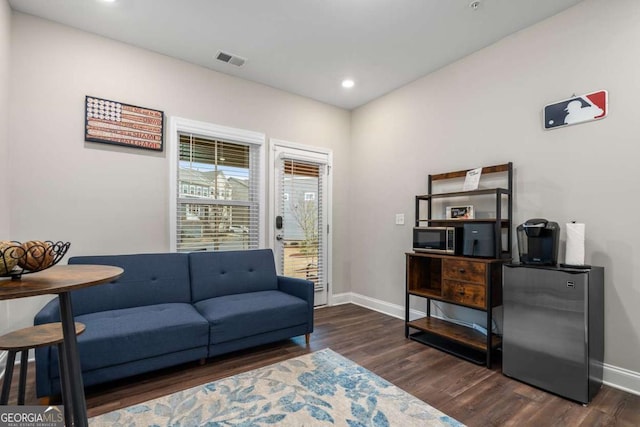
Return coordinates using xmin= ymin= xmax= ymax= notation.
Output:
xmin=413 ymin=226 xmax=463 ymax=255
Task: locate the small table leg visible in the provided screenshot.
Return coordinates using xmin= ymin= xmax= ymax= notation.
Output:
xmin=58 ymin=292 xmax=88 ymax=427
xmin=57 ymin=342 xmax=73 ymax=426
xmin=18 ymin=350 xmax=28 ymax=405
xmin=1 ymin=350 xmax=17 ymax=405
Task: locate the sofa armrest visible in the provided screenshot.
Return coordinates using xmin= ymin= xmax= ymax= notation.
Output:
xmin=278 ymin=276 xmax=313 ymax=301
xmin=34 ymin=297 xmax=61 ymax=325
xmin=278 ymin=276 xmax=314 ymax=333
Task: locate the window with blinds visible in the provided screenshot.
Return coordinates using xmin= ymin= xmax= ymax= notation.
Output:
xmin=176 ymin=133 xmax=260 ymax=252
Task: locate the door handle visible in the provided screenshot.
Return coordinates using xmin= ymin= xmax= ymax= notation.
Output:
xmin=276 ymin=234 xmax=284 ymax=241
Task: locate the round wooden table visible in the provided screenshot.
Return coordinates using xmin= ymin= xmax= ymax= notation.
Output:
xmin=0 ymin=265 xmax=123 ymax=427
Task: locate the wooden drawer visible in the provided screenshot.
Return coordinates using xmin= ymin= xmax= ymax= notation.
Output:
xmin=442 ymin=259 xmax=486 ymax=284
xmin=442 ymin=280 xmax=486 ymax=309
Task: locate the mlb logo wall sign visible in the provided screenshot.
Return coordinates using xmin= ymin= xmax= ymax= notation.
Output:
xmin=543 ymin=90 xmax=608 ymax=130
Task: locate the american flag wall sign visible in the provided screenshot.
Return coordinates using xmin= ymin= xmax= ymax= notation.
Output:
xmin=84 ymin=96 xmax=164 ymax=151
xmin=543 ymin=90 xmax=608 ymax=130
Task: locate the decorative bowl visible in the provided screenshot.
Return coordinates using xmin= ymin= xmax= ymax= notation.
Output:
xmin=0 ymin=241 xmax=71 ymax=280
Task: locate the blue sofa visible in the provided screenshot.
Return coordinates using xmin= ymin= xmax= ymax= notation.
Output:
xmin=34 ymin=249 xmax=314 ymax=398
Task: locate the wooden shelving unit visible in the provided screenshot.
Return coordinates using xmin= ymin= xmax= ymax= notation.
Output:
xmin=405 ymin=163 xmax=512 ymax=368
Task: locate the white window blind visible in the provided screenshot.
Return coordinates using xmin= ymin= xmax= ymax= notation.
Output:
xmin=279 ymin=159 xmax=325 ymax=292
xmin=176 ymin=133 xmax=260 ymax=252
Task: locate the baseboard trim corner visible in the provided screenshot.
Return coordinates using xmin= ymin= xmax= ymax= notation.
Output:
xmin=330 ymin=292 xmax=352 ymax=306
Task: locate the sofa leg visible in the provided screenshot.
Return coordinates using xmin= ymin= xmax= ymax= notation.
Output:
xmin=199 ymin=358 xmax=206 ymax=366
xmin=39 ymin=396 xmax=52 ymax=406
xmin=305 ymin=333 xmax=310 ymax=345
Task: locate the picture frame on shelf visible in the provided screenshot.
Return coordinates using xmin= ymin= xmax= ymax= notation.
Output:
xmin=446 ymin=205 xmax=474 ymax=219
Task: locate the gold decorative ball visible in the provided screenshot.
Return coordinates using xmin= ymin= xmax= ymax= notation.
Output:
xmin=0 ymin=241 xmax=20 ymax=275
xmin=18 ymin=240 xmax=55 ymax=271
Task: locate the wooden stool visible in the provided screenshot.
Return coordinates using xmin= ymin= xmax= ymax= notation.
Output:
xmin=0 ymin=322 xmax=85 ymax=406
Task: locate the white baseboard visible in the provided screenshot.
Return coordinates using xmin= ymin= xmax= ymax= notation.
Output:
xmin=0 ymin=350 xmax=36 ymax=382
xmin=603 ymin=363 xmax=640 ymax=396
xmin=331 ymin=291 xmax=640 ymax=396
xmin=0 ymin=351 xmax=5 ymax=380
xmin=330 ymin=292 xmax=352 ymax=306
xmin=349 ymin=292 xmax=405 ymax=319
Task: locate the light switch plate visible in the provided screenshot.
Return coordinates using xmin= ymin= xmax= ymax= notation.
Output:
xmin=395 ymin=213 xmax=405 ymax=225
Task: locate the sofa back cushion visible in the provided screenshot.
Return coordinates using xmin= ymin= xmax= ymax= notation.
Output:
xmin=68 ymin=253 xmax=191 ymax=315
xmin=189 ymin=249 xmax=278 ymax=302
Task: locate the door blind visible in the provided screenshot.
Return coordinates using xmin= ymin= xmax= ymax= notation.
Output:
xmin=279 ymin=159 xmax=325 ymax=292
xmin=176 ymin=133 xmax=259 ymax=252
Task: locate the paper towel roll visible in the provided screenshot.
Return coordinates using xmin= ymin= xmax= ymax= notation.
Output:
xmin=566 ymin=222 xmax=585 ymax=266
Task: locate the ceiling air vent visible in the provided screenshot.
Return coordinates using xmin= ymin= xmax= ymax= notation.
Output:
xmin=215 ymin=50 xmax=246 ymax=67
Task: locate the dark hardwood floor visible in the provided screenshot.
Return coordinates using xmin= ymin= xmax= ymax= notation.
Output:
xmin=5 ymin=303 xmax=640 ymax=426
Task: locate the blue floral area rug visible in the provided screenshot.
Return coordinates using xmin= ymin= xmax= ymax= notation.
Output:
xmin=89 ymin=348 xmax=465 ymax=426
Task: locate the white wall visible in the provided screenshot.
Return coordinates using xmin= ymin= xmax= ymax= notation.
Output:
xmin=351 ymin=0 xmax=640 ymax=376
xmin=0 ymin=1 xmax=9 ymax=236
xmin=0 ymin=0 xmax=11 ymax=338
xmin=7 ymin=13 xmax=351 ymax=329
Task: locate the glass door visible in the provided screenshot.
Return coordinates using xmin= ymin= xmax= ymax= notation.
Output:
xmin=272 ymin=144 xmax=330 ymax=306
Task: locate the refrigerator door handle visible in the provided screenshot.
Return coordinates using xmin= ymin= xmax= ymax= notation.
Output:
xmin=503 ymin=265 xmax=589 ymax=275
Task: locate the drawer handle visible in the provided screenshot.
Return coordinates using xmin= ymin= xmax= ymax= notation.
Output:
xmin=458 ymin=268 xmax=466 ymax=273
xmin=458 ymin=291 xmax=465 ymax=296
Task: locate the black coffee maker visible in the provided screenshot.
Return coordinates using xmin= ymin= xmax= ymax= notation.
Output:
xmin=517 ymin=218 xmax=560 ymax=265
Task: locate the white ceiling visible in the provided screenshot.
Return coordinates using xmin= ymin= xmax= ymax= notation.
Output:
xmin=8 ymin=0 xmax=585 ymax=110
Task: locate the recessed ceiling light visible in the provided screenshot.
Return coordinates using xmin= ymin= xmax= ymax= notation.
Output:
xmin=341 ymin=79 xmax=355 ymax=88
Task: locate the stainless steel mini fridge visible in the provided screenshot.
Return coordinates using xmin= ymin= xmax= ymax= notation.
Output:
xmin=502 ymin=264 xmax=604 ymax=404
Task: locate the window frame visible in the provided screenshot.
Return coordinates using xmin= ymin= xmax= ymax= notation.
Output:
xmin=168 ymin=117 xmax=266 ymax=252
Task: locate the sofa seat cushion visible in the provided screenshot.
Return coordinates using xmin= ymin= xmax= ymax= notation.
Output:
xmin=51 ymin=303 xmax=209 ymax=376
xmin=194 ymin=290 xmax=308 ymax=344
